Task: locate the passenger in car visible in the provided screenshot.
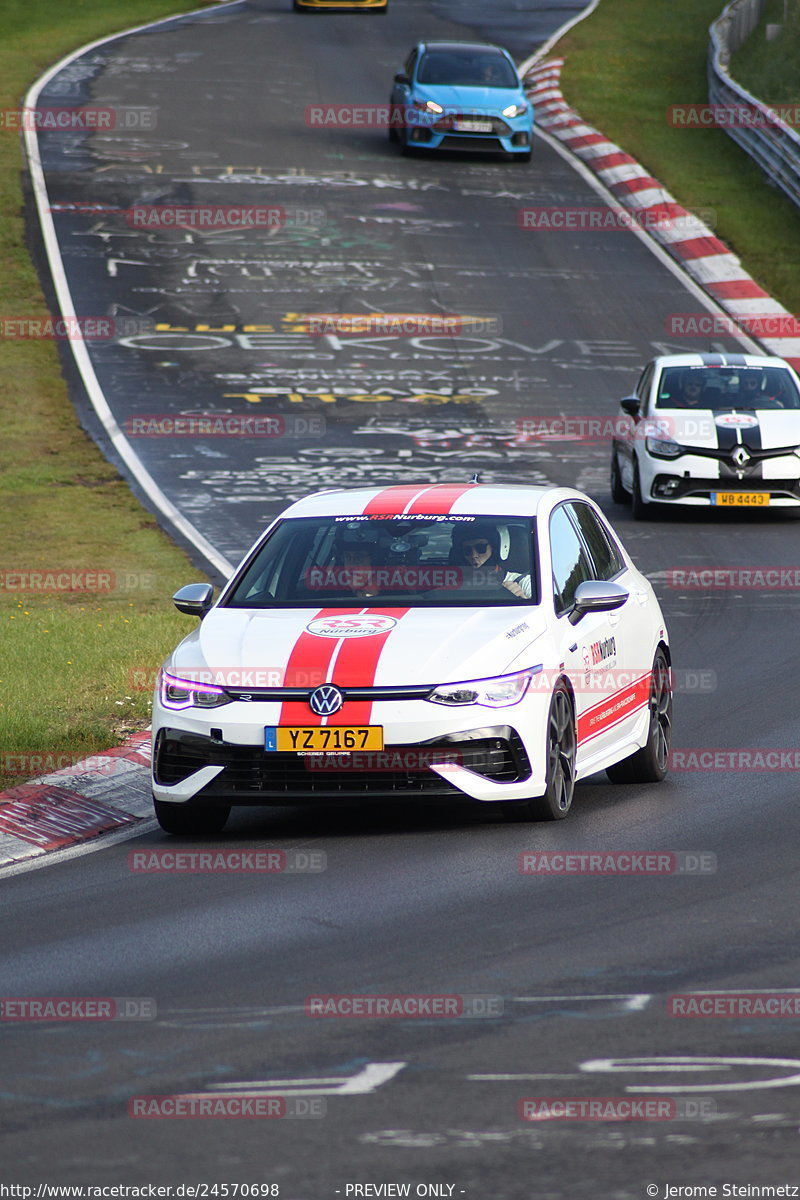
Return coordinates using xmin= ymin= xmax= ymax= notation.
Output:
xmin=450 ymin=524 xmax=531 ymax=598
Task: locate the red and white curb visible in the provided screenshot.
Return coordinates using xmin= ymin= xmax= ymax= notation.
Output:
xmin=0 ymin=733 xmax=152 ymax=868
xmin=524 ymin=58 xmax=800 ymax=371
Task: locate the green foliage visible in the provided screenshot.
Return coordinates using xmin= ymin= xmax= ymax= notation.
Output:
xmin=731 ymin=0 xmax=800 ymax=105
xmin=0 ymin=0 xmax=213 ymax=789
xmin=557 ymin=0 xmax=800 ymax=312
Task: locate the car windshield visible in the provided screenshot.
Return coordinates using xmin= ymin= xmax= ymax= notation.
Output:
xmin=417 ymin=50 xmax=518 ymax=89
xmin=223 ymin=515 xmax=538 ymax=608
xmin=656 ymin=366 xmax=800 ymax=409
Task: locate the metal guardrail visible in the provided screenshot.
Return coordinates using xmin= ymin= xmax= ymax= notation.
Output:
xmin=709 ymin=0 xmax=800 ymax=209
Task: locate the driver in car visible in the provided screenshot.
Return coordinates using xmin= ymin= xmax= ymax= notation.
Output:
xmin=451 ymin=524 xmax=531 ymax=598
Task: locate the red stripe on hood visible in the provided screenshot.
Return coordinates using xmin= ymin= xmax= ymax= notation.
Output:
xmin=279 ymin=608 xmax=353 ymax=725
xmin=329 ymin=607 xmax=409 ymax=724
xmin=278 ymin=608 xmax=409 ymax=726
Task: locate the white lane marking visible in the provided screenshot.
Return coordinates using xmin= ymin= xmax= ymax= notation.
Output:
xmin=511 ymin=993 xmax=651 ymax=1011
xmin=195 ymin=1061 xmax=406 ymax=1097
xmin=581 ymin=1056 xmax=800 ymax=1092
xmin=519 ymin=0 xmax=604 ymax=73
xmin=531 ymin=127 xmax=763 ymax=356
xmin=468 ymin=1073 xmax=581 ymax=1081
xmin=22 ymin=6 xmax=242 ymax=580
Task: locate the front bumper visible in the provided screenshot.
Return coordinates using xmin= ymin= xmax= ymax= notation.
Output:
xmin=639 ymin=449 xmax=800 ymax=507
xmin=152 ymin=725 xmax=534 ymax=805
xmin=406 ymin=116 xmax=531 ymax=155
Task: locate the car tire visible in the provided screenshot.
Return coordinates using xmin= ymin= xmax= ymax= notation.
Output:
xmin=610 ymin=449 xmax=629 ymax=504
xmin=153 ymin=799 xmax=231 ymax=835
xmin=500 ymin=682 xmax=576 ymax=821
xmin=606 ymin=648 xmax=672 ymax=784
xmin=630 ymin=459 xmax=651 ymax=520
xmin=512 ymin=150 xmax=532 ymax=163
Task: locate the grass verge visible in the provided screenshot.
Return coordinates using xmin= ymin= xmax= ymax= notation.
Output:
xmin=731 ymin=0 xmax=800 ymax=104
xmin=556 ymin=0 xmax=800 ymax=313
xmin=0 ymin=0 xmax=217 ymax=791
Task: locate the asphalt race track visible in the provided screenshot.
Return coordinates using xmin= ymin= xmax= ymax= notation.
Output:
xmin=4 ymin=1 xmax=800 ymax=1195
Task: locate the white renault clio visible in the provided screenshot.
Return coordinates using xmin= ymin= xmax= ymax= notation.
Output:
xmin=151 ymin=483 xmax=672 ymax=833
xmin=611 ymin=352 xmax=800 ymax=517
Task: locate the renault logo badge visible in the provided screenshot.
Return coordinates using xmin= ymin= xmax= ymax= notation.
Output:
xmin=309 ymin=684 xmax=344 ymax=716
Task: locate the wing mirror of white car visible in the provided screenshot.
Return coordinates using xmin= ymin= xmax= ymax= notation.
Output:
xmin=568 ymin=580 xmax=629 ymax=626
xmin=620 ymin=396 xmax=641 ymax=419
xmin=172 ymin=582 xmax=214 ymax=618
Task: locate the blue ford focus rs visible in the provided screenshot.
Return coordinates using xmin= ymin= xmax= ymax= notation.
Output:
xmin=389 ymin=41 xmax=533 ymax=160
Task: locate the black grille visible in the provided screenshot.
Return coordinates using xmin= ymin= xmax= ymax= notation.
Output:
xmin=154 ymin=728 xmax=530 ymax=803
xmin=436 ymin=135 xmax=509 ymax=152
xmin=681 ymin=444 xmax=799 ymax=464
xmin=224 ymin=684 xmax=434 ymax=703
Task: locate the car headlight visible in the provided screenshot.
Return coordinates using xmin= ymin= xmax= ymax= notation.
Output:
xmin=160 ymin=670 xmax=232 ymax=710
xmin=427 ymin=666 xmax=540 ymax=708
xmin=413 ymin=99 xmax=444 ymax=114
xmin=502 ymin=103 xmax=528 ymax=118
xmin=646 ymin=435 xmax=684 ymax=459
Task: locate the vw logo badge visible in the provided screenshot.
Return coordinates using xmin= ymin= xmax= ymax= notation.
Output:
xmin=308 ymin=684 xmax=344 ymax=716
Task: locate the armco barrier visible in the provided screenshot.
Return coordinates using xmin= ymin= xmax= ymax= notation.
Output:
xmin=709 ymin=0 xmax=800 ymax=209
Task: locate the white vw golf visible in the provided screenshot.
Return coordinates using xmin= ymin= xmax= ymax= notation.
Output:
xmin=151 ymin=483 xmax=672 ymax=833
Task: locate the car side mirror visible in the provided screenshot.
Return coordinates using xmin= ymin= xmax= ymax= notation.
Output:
xmin=172 ymin=582 xmax=214 ymax=618
xmin=568 ymin=580 xmax=629 ymax=626
xmin=620 ymin=396 xmax=641 ymax=419
xmin=394 ymin=72 xmax=411 ymax=85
